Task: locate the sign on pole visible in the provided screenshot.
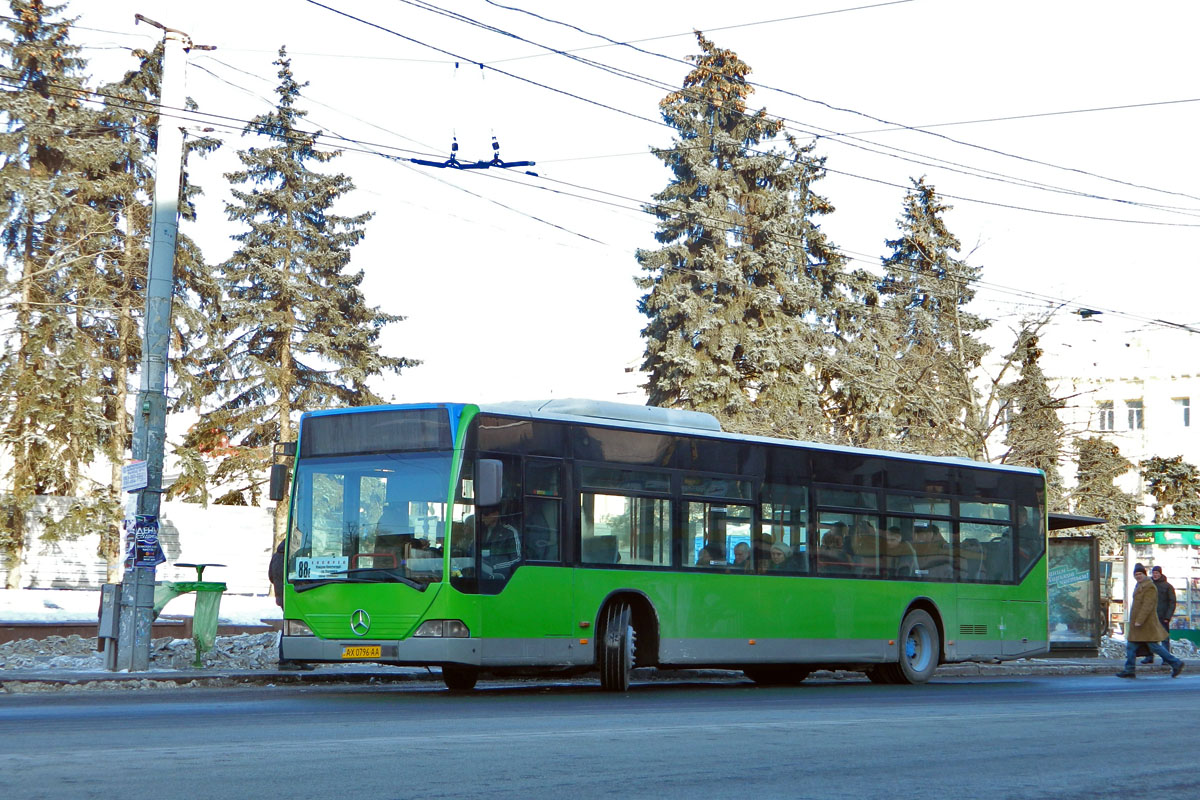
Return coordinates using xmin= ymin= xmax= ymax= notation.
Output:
xmin=122 ymin=460 xmax=149 ymax=493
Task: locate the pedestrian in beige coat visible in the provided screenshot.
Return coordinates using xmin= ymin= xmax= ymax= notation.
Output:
xmin=1117 ymin=563 xmax=1185 ymax=679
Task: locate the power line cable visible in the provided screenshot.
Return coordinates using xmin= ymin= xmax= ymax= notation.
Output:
xmin=20 ymin=71 xmax=1200 ymax=232
xmin=182 ymin=63 xmax=606 ymax=244
xmin=6 ymin=62 xmax=1193 ymax=333
xmin=471 ymin=166 xmax=1200 ymax=334
xmin=846 ymin=96 xmax=1200 ymax=135
xmin=482 ymin=0 xmax=1200 ymax=205
xmin=379 ymin=0 xmax=1200 ymax=217
xmin=193 ymin=53 xmax=444 ymax=153
xmin=301 ymin=0 xmax=664 ymax=128
xmin=484 ymin=1 xmax=918 ymax=64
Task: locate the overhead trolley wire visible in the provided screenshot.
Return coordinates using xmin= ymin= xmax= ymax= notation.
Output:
xmin=482 ymin=0 xmax=1200 ymax=205
xmin=482 ymin=0 xmax=919 ymax=63
xmin=143 ymin=6 xmax=1200 ymax=229
xmin=183 ymin=61 xmax=607 ymax=245
xmin=471 ymin=167 xmax=1200 ymax=334
xmin=301 ymin=0 xmax=664 ymax=128
xmin=845 ymin=96 xmax=1200 ymax=136
xmin=17 ymin=61 xmax=1200 ymax=230
xmin=375 ymin=0 xmax=1200 ymax=219
xmin=12 ymin=33 xmax=1194 ymax=333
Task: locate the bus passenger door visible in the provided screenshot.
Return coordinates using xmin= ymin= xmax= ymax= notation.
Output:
xmin=475 ymin=457 xmax=575 ymax=664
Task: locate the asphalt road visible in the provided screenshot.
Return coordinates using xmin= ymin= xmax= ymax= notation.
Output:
xmin=1 ymin=672 xmax=1193 ymax=800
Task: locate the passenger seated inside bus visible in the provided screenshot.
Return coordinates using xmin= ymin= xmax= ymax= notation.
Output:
xmin=958 ymin=538 xmax=986 ymax=581
xmin=695 ymin=543 xmax=725 ymax=567
xmin=848 ymin=521 xmax=883 ymax=577
xmin=768 ymin=542 xmax=793 ymax=571
xmin=818 ymin=524 xmax=853 ymax=575
xmin=884 ymin=526 xmax=918 ymax=578
xmin=731 ymin=542 xmax=752 ymax=572
xmin=912 ymin=524 xmax=952 ymax=578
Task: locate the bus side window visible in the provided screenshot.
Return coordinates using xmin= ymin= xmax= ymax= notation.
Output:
xmin=525 ymin=460 xmax=562 ymax=562
xmin=525 ymin=497 xmax=560 ymax=561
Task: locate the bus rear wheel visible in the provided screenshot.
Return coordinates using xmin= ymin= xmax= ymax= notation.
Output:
xmin=599 ymin=601 xmax=635 ymax=692
xmin=442 ymin=665 xmax=478 ymax=691
xmin=893 ymin=609 xmax=939 ymax=684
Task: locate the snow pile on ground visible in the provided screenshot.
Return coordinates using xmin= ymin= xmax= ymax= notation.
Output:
xmin=0 ymin=587 xmax=281 ymax=625
xmin=1099 ymin=636 xmax=1198 ymax=659
xmin=0 ymin=634 xmax=104 ymax=671
xmin=0 ymin=632 xmax=281 ymax=672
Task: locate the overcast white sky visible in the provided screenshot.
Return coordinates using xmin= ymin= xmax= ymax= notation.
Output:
xmin=71 ymin=0 xmax=1200 ymax=408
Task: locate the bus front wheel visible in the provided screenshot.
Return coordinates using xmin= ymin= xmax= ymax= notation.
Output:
xmin=599 ymin=601 xmax=635 ymax=692
xmin=442 ymin=665 xmax=478 ymax=691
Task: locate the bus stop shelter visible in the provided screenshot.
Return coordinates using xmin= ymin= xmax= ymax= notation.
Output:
xmin=1047 ymin=513 xmax=1106 ymax=656
xmin=1120 ymin=525 xmax=1200 ymax=643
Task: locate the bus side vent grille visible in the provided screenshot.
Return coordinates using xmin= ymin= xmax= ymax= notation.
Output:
xmin=959 ymin=624 xmax=988 ymax=636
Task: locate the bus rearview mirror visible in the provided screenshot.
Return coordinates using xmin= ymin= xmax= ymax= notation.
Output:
xmin=477 ymin=459 xmax=503 ymax=507
xmin=268 ymin=463 xmax=290 ymax=502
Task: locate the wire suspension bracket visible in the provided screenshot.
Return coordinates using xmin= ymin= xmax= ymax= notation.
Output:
xmin=411 ymin=135 xmax=536 ymax=175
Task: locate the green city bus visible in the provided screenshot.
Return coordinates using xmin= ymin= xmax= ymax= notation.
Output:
xmin=272 ymin=399 xmax=1048 ymax=691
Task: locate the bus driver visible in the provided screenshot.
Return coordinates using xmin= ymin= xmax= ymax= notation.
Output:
xmin=478 ymin=506 xmax=521 ymax=578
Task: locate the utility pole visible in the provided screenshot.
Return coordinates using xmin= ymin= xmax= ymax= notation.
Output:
xmin=114 ymin=16 xmax=197 ymax=671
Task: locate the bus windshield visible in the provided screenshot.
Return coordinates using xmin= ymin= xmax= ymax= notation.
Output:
xmin=286 ymin=451 xmax=452 ymax=590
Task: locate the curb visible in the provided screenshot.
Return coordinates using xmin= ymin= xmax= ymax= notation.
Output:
xmin=3 ymin=659 xmax=1182 ymax=689
xmin=0 ymin=664 xmax=435 ymax=687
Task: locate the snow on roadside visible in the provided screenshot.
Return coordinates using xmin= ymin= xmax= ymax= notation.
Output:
xmin=0 ymin=632 xmax=282 ymax=672
xmin=0 ymin=588 xmax=281 ymax=625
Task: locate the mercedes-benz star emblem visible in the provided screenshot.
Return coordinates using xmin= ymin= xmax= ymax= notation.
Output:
xmin=350 ymin=609 xmax=371 ymax=636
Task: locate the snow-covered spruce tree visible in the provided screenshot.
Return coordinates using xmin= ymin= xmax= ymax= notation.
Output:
xmin=997 ymin=329 xmax=1066 ymax=505
xmin=1070 ymin=437 xmax=1140 ymax=554
xmin=1140 ymin=455 xmax=1200 ymax=525
xmin=878 ymin=177 xmax=988 ymax=457
xmin=0 ymin=0 xmax=118 ymax=587
xmin=637 ymin=33 xmax=848 ymax=440
xmin=190 ymin=48 xmax=416 ymax=545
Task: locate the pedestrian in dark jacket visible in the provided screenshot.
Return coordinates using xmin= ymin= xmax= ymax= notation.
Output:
xmin=268 ymin=540 xmax=285 ymax=609
xmin=1140 ymin=565 xmax=1178 ymax=664
xmin=1118 ymin=563 xmax=1184 ymax=679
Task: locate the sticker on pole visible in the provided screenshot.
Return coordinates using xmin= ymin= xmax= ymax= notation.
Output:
xmin=122 ymin=460 xmax=149 ymax=492
xmin=125 ymin=514 xmax=165 ymax=567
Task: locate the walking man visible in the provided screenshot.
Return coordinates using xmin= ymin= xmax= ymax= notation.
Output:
xmin=1141 ymin=565 xmax=1178 ymax=664
xmin=1118 ymin=563 xmax=1185 ymax=679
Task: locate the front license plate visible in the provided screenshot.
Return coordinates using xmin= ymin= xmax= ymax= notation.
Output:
xmin=342 ymin=645 xmax=381 ymax=659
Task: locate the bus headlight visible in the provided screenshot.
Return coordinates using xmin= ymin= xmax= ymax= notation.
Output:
xmin=284 ymin=619 xmax=314 ymax=636
xmin=413 ymin=619 xmax=470 ymax=638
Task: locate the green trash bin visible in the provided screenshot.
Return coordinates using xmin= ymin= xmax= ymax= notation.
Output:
xmin=154 ymin=563 xmax=227 ymax=668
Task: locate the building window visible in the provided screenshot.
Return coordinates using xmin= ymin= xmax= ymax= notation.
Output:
xmin=1176 ymin=397 xmax=1191 ymax=427
xmin=1126 ymin=399 xmax=1144 ymax=430
xmin=1097 ymin=401 xmax=1114 ymax=431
